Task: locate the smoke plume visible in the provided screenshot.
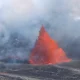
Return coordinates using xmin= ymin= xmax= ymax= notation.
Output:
xmin=0 ymin=0 xmax=80 ymax=61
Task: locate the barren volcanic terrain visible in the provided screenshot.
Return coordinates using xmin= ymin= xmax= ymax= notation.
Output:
xmin=0 ymin=61 xmax=80 ymax=80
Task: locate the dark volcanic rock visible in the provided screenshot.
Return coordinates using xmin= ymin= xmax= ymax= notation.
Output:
xmin=0 ymin=64 xmax=79 ymax=80
xmin=0 ymin=63 xmax=80 ymax=80
xmin=0 ymin=75 xmax=23 ymax=80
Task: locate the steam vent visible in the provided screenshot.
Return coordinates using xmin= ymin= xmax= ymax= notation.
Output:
xmin=29 ymin=26 xmax=71 ymax=65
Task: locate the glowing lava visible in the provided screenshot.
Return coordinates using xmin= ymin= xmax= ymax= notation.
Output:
xmin=29 ymin=26 xmax=71 ymax=65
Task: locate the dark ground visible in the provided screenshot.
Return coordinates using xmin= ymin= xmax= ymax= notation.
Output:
xmin=0 ymin=60 xmax=80 ymax=80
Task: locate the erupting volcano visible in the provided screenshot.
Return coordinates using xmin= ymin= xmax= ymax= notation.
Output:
xmin=29 ymin=26 xmax=71 ymax=65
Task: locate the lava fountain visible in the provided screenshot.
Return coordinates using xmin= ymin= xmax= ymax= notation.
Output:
xmin=29 ymin=26 xmax=71 ymax=65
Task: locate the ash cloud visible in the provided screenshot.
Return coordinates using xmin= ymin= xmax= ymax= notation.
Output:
xmin=0 ymin=0 xmax=80 ymax=61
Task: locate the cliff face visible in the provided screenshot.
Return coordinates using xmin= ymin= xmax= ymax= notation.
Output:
xmin=29 ymin=26 xmax=71 ymax=65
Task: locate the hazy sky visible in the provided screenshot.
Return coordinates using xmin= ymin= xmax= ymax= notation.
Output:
xmin=0 ymin=0 xmax=80 ymax=59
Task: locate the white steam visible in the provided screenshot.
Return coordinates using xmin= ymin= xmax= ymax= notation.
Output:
xmin=0 ymin=0 xmax=80 ymax=60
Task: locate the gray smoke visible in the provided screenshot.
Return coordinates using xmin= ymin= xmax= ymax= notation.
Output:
xmin=0 ymin=0 xmax=80 ymax=61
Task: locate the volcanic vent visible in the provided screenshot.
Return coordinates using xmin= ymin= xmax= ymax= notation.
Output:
xmin=29 ymin=26 xmax=71 ymax=65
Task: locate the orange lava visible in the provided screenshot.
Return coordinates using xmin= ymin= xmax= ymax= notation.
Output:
xmin=29 ymin=26 xmax=71 ymax=65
